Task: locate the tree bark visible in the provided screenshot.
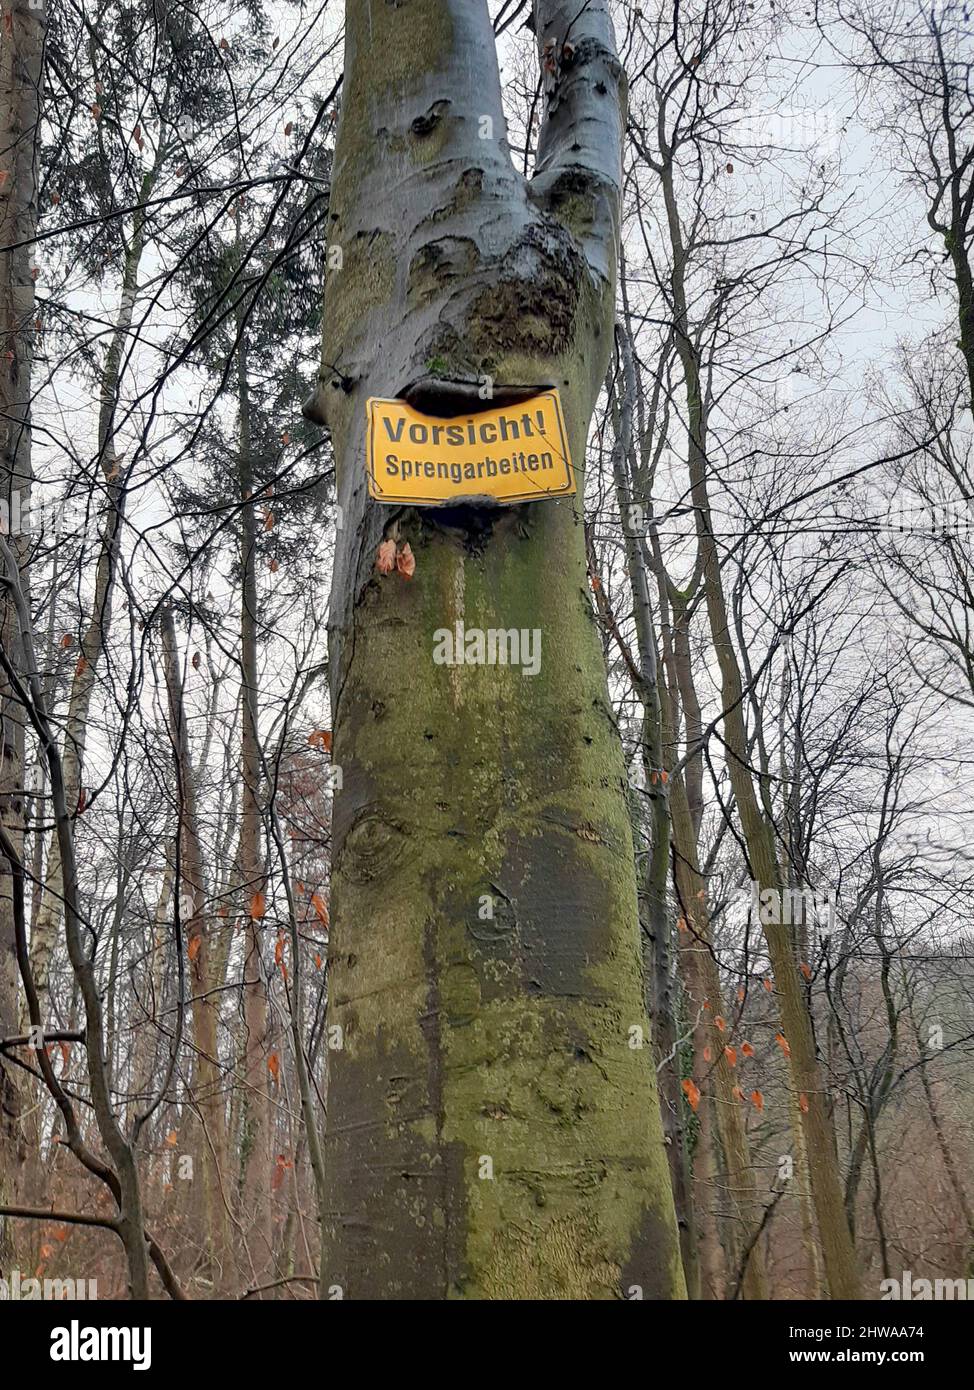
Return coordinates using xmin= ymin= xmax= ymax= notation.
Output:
xmin=310 ymin=0 xmax=685 ymax=1299
xmin=0 ymin=0 xmax=46 ymax=1276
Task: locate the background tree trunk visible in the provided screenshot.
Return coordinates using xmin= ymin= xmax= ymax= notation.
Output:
xmin=234 ymin=308 xmax=273 ymax=1287
xmin=0 ymin=0 xmax=46 ymax=1276
xmin=161 ymin=608 xmax=232 ymax=1292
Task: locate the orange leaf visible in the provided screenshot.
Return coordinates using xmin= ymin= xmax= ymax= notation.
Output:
xmin=775 ymin=1032 xmax=791 ymax=1058
xmin=308 ymin=729 xmax=332 ymax=753
xmin=314 ymin=953 xmax=323 ymax=970
xmin=269 ymin=558 xmax=279 ymax=573
xmin=763 ymin=977 xmax=773 ymax=993
xmin=274 ymin=934 xmax=285 ymax=967
xmin=741 ymin=1041 xmax=754 ymax=1057
xmin=376 ymin=539 xmax=396 ymax=574
xmin=737 ymin=987 xmax=745 ymax=1002
xmin=165 ymin=1130 xmax=178 ymax=1146
xmin=75 ymin=655 xmax=87 ymax=678
xmin=676 ymin=916 xmax=688 ymax=933
xmin=750 ymin=1089 xmax=764 ymax=1112
xmin=60 ymin=633 xmax=73 ymax=649
xmin=40 ymin=1243 xmax=54 ymax=1259
xmin=249 ymin=892 xmax=265 ymax=921
xmin=311 ymin=891 xmax=329 ymax=927
xmin=800 ymin=961 xmax=812 ymax=981
xmin=396 ymin=542 xmax=416 ymax=578
xmin=188 ymin=935 xmax=202 ymax=961
xmin=799 ymin=1092 xmax=810 ymax=1113
xmin=714 ymin=1015 xmax=726 ymax=1032
xmin=262 ymin=509 xmax=274 ymax=530
xmin=681 ymin=1078 xmax=701 ymax=1112
xmin=51 ymin=1225 xmax=68 ymax=1242
xmin=724 ymin=1046 xmax=737 ymax=1067
xmin=267 ymin=1052 xmax=280 ymax=1081
xmin=703 ymin=1046 xmax=712 ymax=1062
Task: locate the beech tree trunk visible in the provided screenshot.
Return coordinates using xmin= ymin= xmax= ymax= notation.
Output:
xmin=309 ymin=0 xmax=685 ymax=1299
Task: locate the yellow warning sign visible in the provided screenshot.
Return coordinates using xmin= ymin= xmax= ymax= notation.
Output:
xmin=366 ymin=390 xmax=575 ymax=506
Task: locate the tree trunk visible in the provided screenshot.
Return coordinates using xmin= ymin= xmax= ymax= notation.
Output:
xmin=914 ymin=1014 xmax=974 ymax=1270
xmin=659 ymin=137 xmax=860 ymax=1302
xmin=0 ymin=0 xmax=46 ymax=1276
xmin=668 ymin=772 xmax=767 ymax=1300
xmin=127 ymin=864 xmax=174 ymax=1129
xmin=603 ymin=334 xmax=698 ymax=1296
xmin=234 ymin=293 xmax=273 ymax=1287
xmin=161 ymin=608 xmax=232 ymax=1291
xmin=648 ymin=545 xmax=767 ymax=1300
xmin=309 ymin=0 xmax=685 ymax=1299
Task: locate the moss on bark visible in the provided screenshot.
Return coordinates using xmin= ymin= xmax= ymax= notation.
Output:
xmin=315 ymin=0 xmax=685 ymax=1300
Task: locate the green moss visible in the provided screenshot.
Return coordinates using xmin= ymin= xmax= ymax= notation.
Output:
xmin=317 ymin=17 xmax=682 ymax=1291
xmin=321 ymin=480 xmax=684 ymax=1296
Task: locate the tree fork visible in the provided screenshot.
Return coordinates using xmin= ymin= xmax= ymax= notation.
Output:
xmin=311 ymin=0 xmax=685 ymax=1298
